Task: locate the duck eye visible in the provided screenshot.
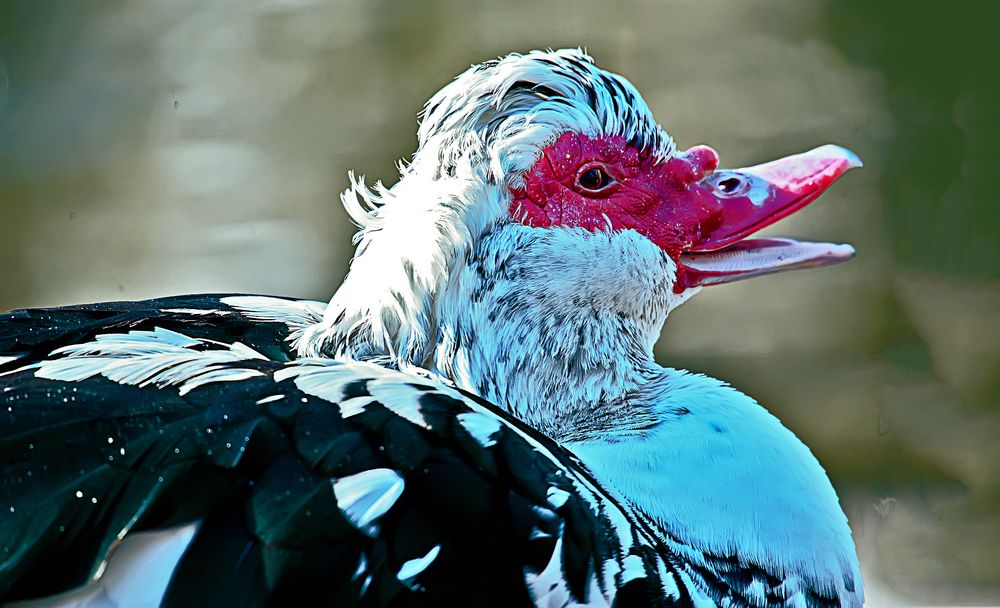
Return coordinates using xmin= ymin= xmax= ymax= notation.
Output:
xmin=578 ymin=166 xmax=612 ymax=191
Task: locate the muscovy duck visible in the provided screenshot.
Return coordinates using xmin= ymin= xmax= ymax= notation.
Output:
xmin=0 ymin=49 xmax=863 ymax=607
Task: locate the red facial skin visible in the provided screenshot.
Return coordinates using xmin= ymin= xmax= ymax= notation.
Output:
xmin=510 ymin=133 xmax=861 ymax=291
xmin=510 ymin=133 xmax=721 ymax=259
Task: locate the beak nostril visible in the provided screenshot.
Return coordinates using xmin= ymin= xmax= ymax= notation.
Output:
xmin=717 ymin=177 xmax=743 ymax=194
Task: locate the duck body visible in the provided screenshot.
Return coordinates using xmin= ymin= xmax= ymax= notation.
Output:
xmin=1 ymin=48 xmax=865 ymax=607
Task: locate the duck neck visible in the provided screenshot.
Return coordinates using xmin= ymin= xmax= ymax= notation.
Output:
xmin=430 ymin=224 xmax=689 ymax=440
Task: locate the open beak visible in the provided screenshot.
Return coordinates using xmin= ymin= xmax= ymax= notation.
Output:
xmin=675 ymin=144 xmax=861 ymax=290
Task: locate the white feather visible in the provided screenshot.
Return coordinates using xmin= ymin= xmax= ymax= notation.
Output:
xmin=28 ymin=327 xmax=267 ymax=395
xmin=7 ymin=524 xmax=198 ymax=608
xmin=220 ymin=296 xmax=327 ymax=349
xmin=332 ymin=468 xmax=405 ymax=537
xmin=456 ymin=411 xmax=502 ymax=447
xmin=0 ymin=354 xmax=24 ymax=366
xmin=397 ymin=545 xmax=440 ymax=589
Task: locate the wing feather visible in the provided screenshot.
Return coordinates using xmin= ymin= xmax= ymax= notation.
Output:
xmin=1 ymin=296 xmax=682 ymax=607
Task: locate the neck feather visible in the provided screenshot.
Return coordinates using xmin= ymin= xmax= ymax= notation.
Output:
xmin=302 ymin=202 xmax=692 ymax=438
xmin=430 ymin=224 xmax=688 ymax=437
xmin=297 ymin=145 xmax=506 ymax=365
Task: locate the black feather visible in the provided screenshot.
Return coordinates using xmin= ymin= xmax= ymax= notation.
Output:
xmin=0 ymin=295 xmax=681 ymax=606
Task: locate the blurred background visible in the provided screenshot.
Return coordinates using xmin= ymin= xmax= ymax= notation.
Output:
xmin=0 ymin=0 xmax=997 ymax=605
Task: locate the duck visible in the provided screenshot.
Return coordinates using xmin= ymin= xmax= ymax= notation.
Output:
xmin=0 ymin=49 xmax=863 ymax=607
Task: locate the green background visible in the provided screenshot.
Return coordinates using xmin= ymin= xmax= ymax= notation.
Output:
xmin=1 ymin=1 xmax=997 ymax=604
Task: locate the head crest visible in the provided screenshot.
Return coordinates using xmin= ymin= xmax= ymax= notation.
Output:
xmin=418 ymin=49 xmax=674 ymax=181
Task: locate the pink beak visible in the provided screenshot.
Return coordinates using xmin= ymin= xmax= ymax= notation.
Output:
xmin=671 ymin=145 xmax=861 ymax=290
xmin=689 ymin=144 xmax=862 ymax=252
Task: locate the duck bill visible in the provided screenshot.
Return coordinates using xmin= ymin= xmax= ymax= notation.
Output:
xmin=676 ymin=144 xmax=861 ymax=290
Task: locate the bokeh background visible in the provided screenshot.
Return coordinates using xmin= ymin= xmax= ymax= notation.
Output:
xmin=1 ymin=1 xmax=997 ymax=605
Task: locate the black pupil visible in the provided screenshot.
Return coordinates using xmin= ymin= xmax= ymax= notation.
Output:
xmin=580 ymin=167 xmax=608 ymax=190
xmin=718 ymin=177 xmax=742 ymax=193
